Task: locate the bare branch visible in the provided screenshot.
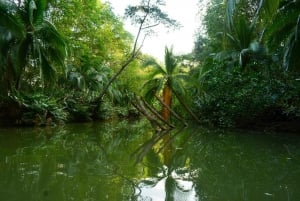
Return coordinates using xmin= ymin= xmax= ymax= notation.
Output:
xmin=142 ymin=23 xmax=160 ymax=30
xmin=92 ymin=0 xmax=180 ymax=117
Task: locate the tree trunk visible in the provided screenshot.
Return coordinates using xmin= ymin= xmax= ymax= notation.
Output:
xmin=132 ymin=100 xmax=165 ymax=130
xmin=155 ymin=94 xmax=187 ymax=126
xmin=173 ymin=90 xmax=201 ymax=124
xmin=161 ymin=85 xmax=172 ymax=121
xmin=92 ymin=8 xmax=150 ymax=119
xmin=141 ymin=97 xmax=175 ymax=128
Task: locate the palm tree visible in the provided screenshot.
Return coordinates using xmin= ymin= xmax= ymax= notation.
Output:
xmin=218 ymin=0 xmax=273 ymax=71
xmin=142 ymin=46 xmax=187 ymax=121
xmin=133 ymin=129 xmax=196 ymax=201
xmin=263 ymin=0 xmax=300 ymax=71
xmin=224 ymin=0 xmax=300 ymax=72
xmin=0 ymin=0 xmax=66 ymax=93
xmin=0 ymin=1 xmax=25 ymax=94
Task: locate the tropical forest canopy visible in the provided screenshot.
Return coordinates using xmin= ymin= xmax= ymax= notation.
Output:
xmin=0 ymin=0 xmax=299 ymax=132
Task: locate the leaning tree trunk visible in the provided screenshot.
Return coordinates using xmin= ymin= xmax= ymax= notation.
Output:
xmin=161 ymin=84 xmax=172 ymax=121
xmin=92 ymin=9 xmax=150 ymax=119
xmin=172 ymin=90 xmax=201 ymax=124
xmin=141 ymin=97 xmax=175 ymax=129
xmin=155 ymin=94 xmax=187 ymax=126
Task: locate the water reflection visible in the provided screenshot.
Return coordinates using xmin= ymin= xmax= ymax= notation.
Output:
xmin=1 ymin=121 xmax=300 ymax=201
xmin=133 ymin=128 xmax=198 ymax=201
xmin=0 ymin=121 xmax=143 ymax=201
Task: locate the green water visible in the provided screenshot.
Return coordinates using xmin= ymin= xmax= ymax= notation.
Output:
xmin=0 ymin=120 xmax=300 ymax=201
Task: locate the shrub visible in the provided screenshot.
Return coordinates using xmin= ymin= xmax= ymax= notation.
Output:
xmin=192 ymin=66 xmax=300 ymax=127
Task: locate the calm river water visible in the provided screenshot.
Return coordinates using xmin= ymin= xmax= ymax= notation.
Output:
xmin=0 ymin=120 xmax=300 ymax=201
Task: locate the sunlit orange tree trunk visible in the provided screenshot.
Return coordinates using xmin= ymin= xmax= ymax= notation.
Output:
xmin=142 ymin=47 xmax=187 ymax=123
xmin=162 ymin=84 xmax=172 ymax=121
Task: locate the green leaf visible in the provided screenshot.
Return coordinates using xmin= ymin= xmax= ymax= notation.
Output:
xmin=142 ymin=78 xmax=164 ymax=102
xmin=0 ymin=1 xmax=25 ymax=38
xmin=40 ymin=51 xmax=56 ymax=83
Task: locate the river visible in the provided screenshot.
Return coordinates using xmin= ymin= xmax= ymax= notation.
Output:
xmin=0 ymin=120 xmax=300 ymax=201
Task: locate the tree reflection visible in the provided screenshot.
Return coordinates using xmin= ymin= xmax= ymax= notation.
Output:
xmin=0 ymin=121 xmax=149 ymax=201
xmin=2 ymin=122 xmax=300 ymax=201
xmin=133 ymin=127 xmax=198 ymax=201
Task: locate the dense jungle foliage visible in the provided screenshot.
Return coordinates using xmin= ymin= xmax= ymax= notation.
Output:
xmin=0 ymin=0 xmax=300 ymax=131
xmin=192 ymin=0 xmax=300 ymax=130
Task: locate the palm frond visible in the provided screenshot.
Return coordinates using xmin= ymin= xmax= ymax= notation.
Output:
xmin=142 ymin=57 xmax=166 ymax=78
xmin=173 ymin=73 xmax=189 ymax=81
xmin=224 ymin=32 xmax=239 ymax=50
xmin=224 ymin=0 xmax=237 ymax=32
xmin=264 ymin=1 xmax=300 ymax=48
xmin=164 ymin=46 xmax=177 ymax=75
xmin=33 ymin=19 xmax=66 ymax=81
xmin=0 ymin=28 xmax=12 ymax=56
xmin=39 ymin=21 xmax=67 ymax=69
xmin=0 ymin=1 xmax=25 ymax=38
xmin=28 ymin=0 xmax=37 ymax=26
xmin=234 ymin=16 xmax=254 ymax=50
xmin=171 ymin=78 xmax=186 ymax=98
xmin=283 ymin=27 xmax=300 ymax=71
xmin=264 ymin=1 xmax=300 ymax=70
xmin=259 ymin=0 xmax=279 ymax=22
xmin=39 ymin=20 xmax=67 ymax=50
xmin=40 ymin=51 xmax=56 ymax=83
xmin=32 ymin=0 xmax=47 ymax=26
xmin=142 ymin=78 xmax=164 ymax=102
xmin=224 ymin=15 xmax=255 ymax=51
xmin=11 ymin=38 xmax=30 ymax=77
